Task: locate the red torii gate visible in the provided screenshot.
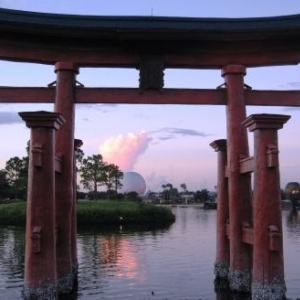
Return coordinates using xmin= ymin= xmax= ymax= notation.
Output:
xmin=1 ymin=8 xmax=300 ymax=299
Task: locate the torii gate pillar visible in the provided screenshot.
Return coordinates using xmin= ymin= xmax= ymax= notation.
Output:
xmin=222 ymin=65 xmax=253 ymax=292
xmin=244 ymin=114 xmax=290 ymax=300
xmin=19 ymin=111 xmax=65 ymax=300
xmin=210 ymin=139 xmax=229 ymax=281
xmin=54 ymin=62 xmax=78 ymax=293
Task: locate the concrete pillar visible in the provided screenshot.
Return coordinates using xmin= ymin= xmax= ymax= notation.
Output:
xmin=20 ymin=111 xmax=65 ymax=300
xmin=243 ymin=114 xmax=290 ymax=300
xmin=71 ymin=139 xmax=83 ymax=280
xmin=210 ymin=139 xmax=229 ymax=280
xmin=54 ymin=62 xmax=78 ymax=293
xmin=222 ymin=65 xmax=253 ymax=292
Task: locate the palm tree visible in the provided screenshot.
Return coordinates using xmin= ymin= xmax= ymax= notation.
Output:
xmin=180 ymin=183 xmax=187 ymax=194
xmin=161 ymin=184 xmax=166 ymax=201
xmin=166 ymin=183 xmax=173 ymax=202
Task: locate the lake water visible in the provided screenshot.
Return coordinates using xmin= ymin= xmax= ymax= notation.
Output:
xmin=0 ymin=206 xmax=299 ymax=299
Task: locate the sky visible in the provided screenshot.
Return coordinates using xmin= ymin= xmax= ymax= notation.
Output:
xmin=1 ymin=0 xmax=300 ymax=192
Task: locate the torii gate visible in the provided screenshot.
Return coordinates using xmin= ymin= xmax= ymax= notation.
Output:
xmin=0 ymin=8 xmax=300 ymax=299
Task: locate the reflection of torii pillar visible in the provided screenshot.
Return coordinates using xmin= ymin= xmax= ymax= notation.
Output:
xmin=54 ymin=62 xmax=78 ymax=293
xmin=19 ymin=111 xmax=65 ymax=300
xmin=222 ymin=65 xmax=252 ymax=292
xmin=243 ymin=114 xmax=289 ymax=300
xmin=210 ymin=139 xmax=229 ymax=280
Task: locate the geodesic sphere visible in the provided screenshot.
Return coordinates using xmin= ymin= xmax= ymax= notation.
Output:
xmin=121 ymin=171 xmax=146 ymax=195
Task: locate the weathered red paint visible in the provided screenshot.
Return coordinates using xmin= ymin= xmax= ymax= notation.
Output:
xmin=222 ymin=65 xmax=252 ymax=292
xmin=244 ymin=114 xmax=290 ymax=299
xmin=19 ymin=111 xmax=65 ymax=299
xmin=239 ymin=157 xmax=254 ymax=174
xmin=210 ymin=139 xmax=229 ymax=279
xmin=54 ymin=62 xmax=78 ymax=293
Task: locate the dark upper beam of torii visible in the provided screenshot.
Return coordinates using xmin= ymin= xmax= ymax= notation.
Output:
xmin=1 ymin=8 xmax=300 ymax=67
xmin=1 ymin=8 xmax=300 ymax=107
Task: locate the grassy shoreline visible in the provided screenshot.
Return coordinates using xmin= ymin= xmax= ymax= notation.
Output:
xmin=0 ymin=200 xmax=175 ymax=226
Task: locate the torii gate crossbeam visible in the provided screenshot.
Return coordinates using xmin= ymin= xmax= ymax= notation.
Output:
xmin=0 ymin=87 xmax=300 ymax=106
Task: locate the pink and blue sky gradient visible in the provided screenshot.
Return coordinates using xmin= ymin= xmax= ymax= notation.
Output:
xmin=0 ymin=0 xmax=300 ymax=192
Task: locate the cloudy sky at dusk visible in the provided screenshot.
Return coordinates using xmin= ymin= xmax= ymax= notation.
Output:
xmin=1 ymin=0 xmax=300 ymax=192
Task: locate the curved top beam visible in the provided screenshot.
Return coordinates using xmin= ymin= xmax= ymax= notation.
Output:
xmin=1 ymin=8 xmax=300 ymax=67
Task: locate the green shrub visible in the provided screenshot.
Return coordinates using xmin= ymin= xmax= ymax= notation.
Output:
xmin=0 ymin=202 xmax=26 ymax=225
xmin=0 ymin=200 xmax=175 ymax=227
xmin=76 ymin=200 xmax=175 ymax=226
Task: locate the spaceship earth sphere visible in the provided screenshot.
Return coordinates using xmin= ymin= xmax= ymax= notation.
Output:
xmin=121 ymin=171 xmax=147 ymax=195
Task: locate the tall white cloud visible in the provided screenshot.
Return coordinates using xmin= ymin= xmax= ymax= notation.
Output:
xmin=99 ymin=131 xmax=152 ymax=171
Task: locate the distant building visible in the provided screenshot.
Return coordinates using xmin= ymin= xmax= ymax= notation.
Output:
xmin=180 ymin=194 xmax=194 ymax=204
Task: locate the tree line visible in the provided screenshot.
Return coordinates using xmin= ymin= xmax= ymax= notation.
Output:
xmin=158 ymin=182 xmax=213 ymax=203
xmin=77 ymin=152 xmax=123 ymax=199
xmin=0 ymin=143 xmax=124 ymax=201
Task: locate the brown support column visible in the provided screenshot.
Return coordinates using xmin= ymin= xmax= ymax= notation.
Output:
xmin=71 ymin=139 xmax=83 ymax=280
xmin=20 ymin=111 xmax=65 ymax=300
xmin=54 ymin=62 xmax=78 ymax=293
xmin=243 ymin=114 xmax=289 ymax=300
xmin=210 ymin=139 xmax=229 ymax=282
xmin=222 ymin=65 xmax=252 ymax=292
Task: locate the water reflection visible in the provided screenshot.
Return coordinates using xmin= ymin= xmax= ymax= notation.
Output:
xmin=98 ymin=236 xmax=143 ymax=280
xmin=286 ymin=208 xmax=300 ymax=230
xmin=0 ymin=227 xmax=25 ymax=299
xmin=0 ymin=207 xmax=299 ymax=299
xmin=0 ymin=227 xmax=24 ymax=274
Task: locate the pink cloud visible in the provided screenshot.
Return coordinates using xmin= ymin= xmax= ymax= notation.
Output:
xmin=99 ymin=131 xmax=152 ymax=172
